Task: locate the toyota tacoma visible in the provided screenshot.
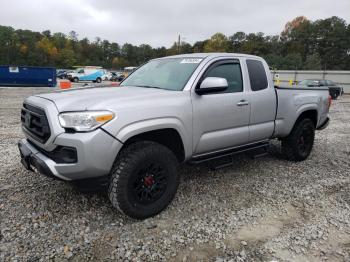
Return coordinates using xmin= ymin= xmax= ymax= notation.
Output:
xmin=19 ymin=53 xmax=331 ymax=219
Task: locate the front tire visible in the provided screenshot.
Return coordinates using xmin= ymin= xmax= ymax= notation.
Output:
xmin=96 ymin=77 xmax=102 ymax=83
xmin=282 ymin=118 xmax=315 ymax=161
xmin=108 ymin=141 xmax=179 ymax=219
xmin=73 ymin=77 xmax=79 ymax=83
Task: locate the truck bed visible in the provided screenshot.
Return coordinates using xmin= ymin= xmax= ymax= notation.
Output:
xmin=273 ymin=86 xmax=330 ymax=137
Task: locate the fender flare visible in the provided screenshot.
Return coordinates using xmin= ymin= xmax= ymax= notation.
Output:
xmin=116 ymin=118 xmax=191 ymax=159
xmin=276 ymin=103 xmax=320 ymax=137
xmin=295 ymin=103 xmax=319 ymax=124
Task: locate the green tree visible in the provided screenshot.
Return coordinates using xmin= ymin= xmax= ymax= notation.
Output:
xmin=203 ymin=33 xmax=229 ymax=52
xmin=166 ymin=42 xmax=180 ymax=56
xmin=229 ymin=31 xmax=246 ymax=52
xmin=0 ymin=16 xmax=349 ymax=70
xmin=36 ymin=37 xmax=58 ymax=65
xmin=0 ymin=26 xmax=15 ymax=64
xmin=121 ymin=43 xmax=139 ymax=66
xmin=193 ymin=41 xmax=207 ymax=53
xmin=154 ymin=47 xmax=167 ymax=58
xmin=283 ymin=53 xmax=303 ymax=70
xmin=241 ymin=32 xmax=269 ymax=56
xmin=52 ymin=32 xmax=66 ymax=50
xmin=112 ymin=57 xmax=128 ymax=69
xmin=138 ymin=44 xmax=154 ymax=63
xmin=303 ymin=54 xmax=322 ymax=70
xmin=57 ymin=48 xmax=76 ymax=68
xmin=313 ymin=16 xmax=348 ymax=69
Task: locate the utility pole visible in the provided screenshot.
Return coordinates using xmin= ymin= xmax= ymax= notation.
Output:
xmin=178 ymin=34 xmax=180 ymax=54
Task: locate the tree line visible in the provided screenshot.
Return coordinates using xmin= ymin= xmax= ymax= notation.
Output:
xmin=0 ymin=16 xmax=349 ymax=70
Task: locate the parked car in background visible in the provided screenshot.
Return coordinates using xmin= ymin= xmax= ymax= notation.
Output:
xmin=298 ymin=79 xmax=344 ymax=99
xmin=56 ymin=70 xmax=67 ymax=79
xmin=67 ymin=66 xmax=105 ymax=83
xmin=102 ymin=71 xmax=115 ymax=81
xmin=101 ymin=71 xmax=123 ymax=81
xmin=124 ymin=66 xmax=137 ymax=73
xmin=111 ymin=72 xmax=125 ymax=82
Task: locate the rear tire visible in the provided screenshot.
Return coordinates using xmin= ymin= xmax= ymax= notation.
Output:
xmin=282 ymin=118 xmax=315 ymax=161
xmin=108 ymin=141 xmax=179 ymax=219
xmin=73 ymin=77 xmax=79 ymax=83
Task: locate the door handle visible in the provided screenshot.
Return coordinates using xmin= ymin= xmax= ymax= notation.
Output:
xmin=237 ymin=100 xmax=249 ymax=106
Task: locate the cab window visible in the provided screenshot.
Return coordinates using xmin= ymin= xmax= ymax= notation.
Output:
xmin=205 ymin=62 xmax=243 ymax=93
xmin=246 ymin=59 xmax=268 ymax=91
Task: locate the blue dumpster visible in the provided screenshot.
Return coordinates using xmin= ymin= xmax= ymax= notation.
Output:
xmin=0 ymin=66 xmax=56 ymax=87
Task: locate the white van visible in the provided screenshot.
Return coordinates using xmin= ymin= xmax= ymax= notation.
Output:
xmin=67 ymin=66 xmax=105 ymax=83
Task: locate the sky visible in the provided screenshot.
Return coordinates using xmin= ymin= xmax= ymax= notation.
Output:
xmin=1 ymin=0 xmax=349 ymax=47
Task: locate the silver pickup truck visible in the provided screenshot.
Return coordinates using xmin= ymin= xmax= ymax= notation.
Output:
xmin=18 ymin=53 xmax=330 ymax=219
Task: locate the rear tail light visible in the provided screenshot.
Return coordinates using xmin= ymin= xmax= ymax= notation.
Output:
xmin=328 ymin=95 xmax=332 ymax=108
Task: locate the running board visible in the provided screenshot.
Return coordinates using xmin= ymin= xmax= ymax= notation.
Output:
xmin=188 ymin=142 xmax=270 ymax=166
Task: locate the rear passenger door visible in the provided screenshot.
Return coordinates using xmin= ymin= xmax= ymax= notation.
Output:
xmin=192 ymin=59 xmax=251 ymax=155
xmin=246 ymin=59 xmax=277 ymax=142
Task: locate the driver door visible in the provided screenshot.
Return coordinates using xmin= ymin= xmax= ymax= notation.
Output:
xmin=78 ymin=69 xmax=85 ymax=78
xmin=192 ymin=59 xmax=250 ymax=155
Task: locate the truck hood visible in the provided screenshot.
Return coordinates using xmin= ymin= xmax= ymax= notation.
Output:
xmin=36 ymin=86 xmax=178 ymax=112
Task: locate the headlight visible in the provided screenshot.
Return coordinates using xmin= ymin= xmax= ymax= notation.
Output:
xmin=58 ymin=111 xmax=115 ymax=132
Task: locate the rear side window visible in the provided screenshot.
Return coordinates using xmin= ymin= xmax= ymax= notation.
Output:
xmin=246 ymin=59 xmax=268 ymax=91
xmin=205 ymin=63 xmax=243 ymax=93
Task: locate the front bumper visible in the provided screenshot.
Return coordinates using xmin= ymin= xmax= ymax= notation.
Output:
xmin=18 ymin=139 xmax=65 ymax=180
xmin=18 ymin=129 xmax=123 ymax=181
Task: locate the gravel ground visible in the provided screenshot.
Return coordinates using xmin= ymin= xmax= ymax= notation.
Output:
xmin=0 ymin=87 xmax=350 ymax=261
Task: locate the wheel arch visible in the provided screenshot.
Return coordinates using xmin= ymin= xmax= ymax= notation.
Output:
xmin=120 ymin=128 xmax=186 ymax=162
xmin=295 ymin=108 xmax=318 ymax=128
xmin=275 ymin=105 xmax=319 ymax=138
xmin=288 ymin=105 xmax=319 ymax=134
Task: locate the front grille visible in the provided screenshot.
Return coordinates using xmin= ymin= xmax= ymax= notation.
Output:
xmin=21 ymin=103 xmax=51 ymax=143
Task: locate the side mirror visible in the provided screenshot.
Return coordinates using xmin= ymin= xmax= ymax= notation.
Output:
xmin=196 ymin=77 xmax=228 ymax=95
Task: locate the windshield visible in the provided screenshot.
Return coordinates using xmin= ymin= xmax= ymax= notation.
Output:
xmin=120 ymin=58 xmax=203 ymax=91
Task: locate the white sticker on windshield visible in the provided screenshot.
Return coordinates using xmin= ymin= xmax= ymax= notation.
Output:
xmin=180 ymin=58 xmax=203 ymax=64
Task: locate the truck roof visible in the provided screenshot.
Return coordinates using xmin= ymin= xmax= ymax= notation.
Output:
xmin=160 ymin=53 xmax=263 ymax=60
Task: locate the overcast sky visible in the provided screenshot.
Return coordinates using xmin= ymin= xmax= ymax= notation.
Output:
xmin=1 ymin=0 xmax=349 ymax=47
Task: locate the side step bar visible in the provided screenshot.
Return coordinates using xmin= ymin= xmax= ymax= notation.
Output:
xmin=188 ymin=141 xmax=270 ymax=166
